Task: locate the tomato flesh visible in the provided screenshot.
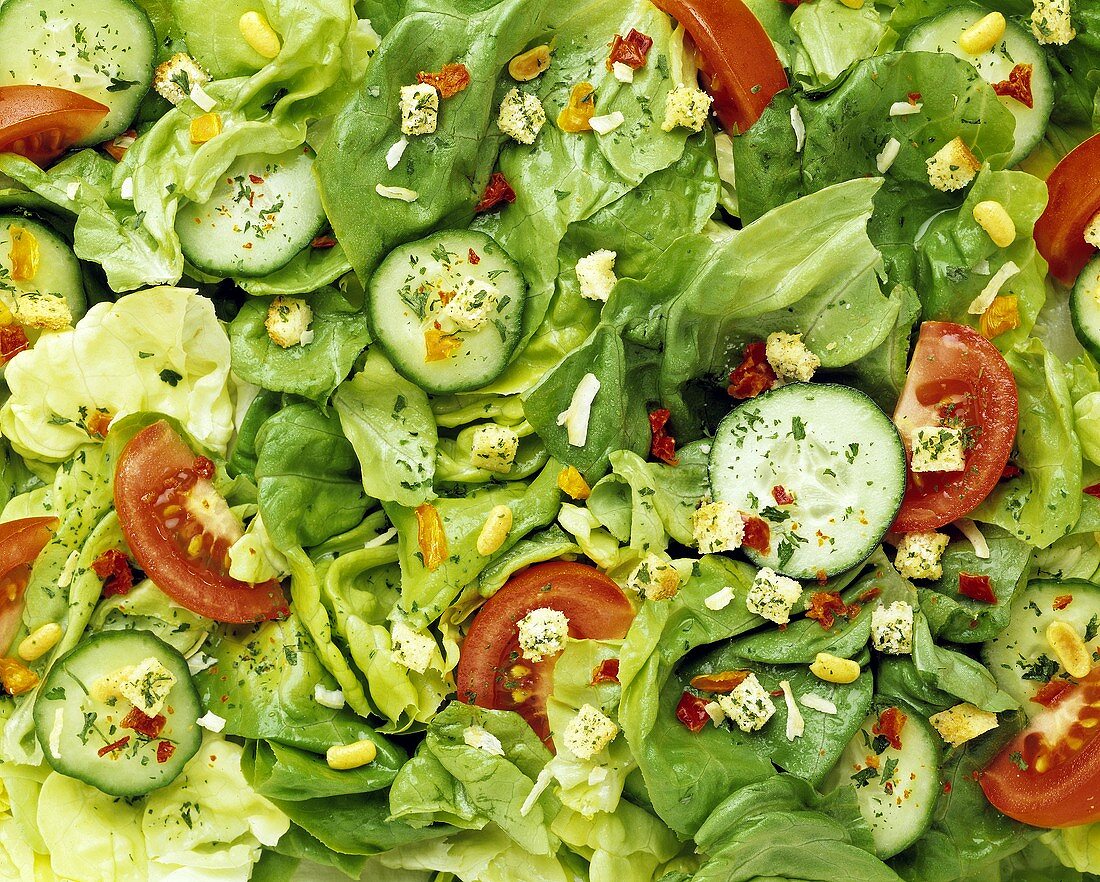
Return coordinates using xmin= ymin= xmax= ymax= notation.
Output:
xmin=982 ymin=670 xmax=1100 ymax=827
xmin=1034 ymin=132 xmax=1100 ymax=285
xmin=114 ymin=421 xmax=287 ymax=624
xmin=456 ymin=561 xmax=635 ymax=747
xmin=0 ymin=517 xmax=58 ymax=653
xmin=652 ymin=0 xmax=788 ymax=133
xmin=892 ymin=322 xmax=1018 ymax=532
xmin=0 ymin=86 xmax=108 ymax=167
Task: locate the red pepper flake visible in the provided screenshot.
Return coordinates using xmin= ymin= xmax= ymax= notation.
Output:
xmin=872 ymin=706 xmax=908 ymax=750
xmin=475 ymin=172 xmax=516 ymax=213
xmin=0 ymin=324 xmax=28 ymax=364
xmin=648 ymin=408 xmax=679 ymax=465
xmin=806 ymin=591 xmax=854 ymax=630
xmin=417 ymin=62 xmax=471 ymax=99
xmin=98 ymin=736 xmax=130 ymax=757
xmin=156 ymin=741 xmax=176 ymax=764
xmin=1085 ymin=483 xmax=1100 ymax=499
xmin=1032 ymin=678 xmax=1074 ymax=708
xmin=591 ymin=658 xmax=620 ymax=685
xmin=310 ymin=234 xmax=337 ymax=249
xmin=742 ymin=516 xmax=771 ymax=554
xmin=991 ymin=63 xmax=1034 ymax=109
xmin=248 ymin=174 xmax=264 ymax=185
xmin=92 ymin=549 xmax=134 ymax=598
xmin=943 ymin=781 xmax=952 ymax=794
xmin=958 ymin=572 xmax=997 ymax=604
xmin=907 ymin=92 xmax=922 ymax=104
xmin=1000 ymin=464 xmax=1021 ymax=481
xmin=607 ymin=28 xmax=653 ymax=71
xmin=468 ymin=248 xmax=481 ymax=265
xmin=771 ymin=485 xmax=794 ymax=505
xmin=122 ymin=707 xmax=167 ymax=739
xmin=676 ymin=692 xmax=711 ymax=733
xmin=1053 ymin=594 xmax=1074 ymax=611
xmin=858 ymin=587 xmax=882 ymax=604
xmin=727 ymin=342 xmax=777 ymax=400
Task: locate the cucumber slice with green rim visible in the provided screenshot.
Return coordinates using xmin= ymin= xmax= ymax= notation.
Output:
xmin=709 ymin=383 xmax=907 ymax=579
xmin=824 ymin=704 xmax=941 ymax=858
xmin=1071 ymin=256 xmax=1100 ymax=362
xmin=0 ymin=214 xmax=86 ymax=337
xmin=0 ymin=0 xmax=156 ymax=143
xmin=369 ymin=230 xmax=527 ymax=393
xmin=176 ymin=146 xmax=328 ymax=279
xmin=33 ymin=630 xmax=202 ymax=796
xmin=905 ymin=4 xmax=1054 ymax=165
xmin=983 ymin=579 xmax=1100 ymax=716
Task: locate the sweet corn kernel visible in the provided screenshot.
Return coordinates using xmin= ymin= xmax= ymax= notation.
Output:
xmin=557 ymin=465 xmax=591 ymax=500
xmin=326 ymin=738 xmax=378 ymax=770
xmin=8 ymin=226 xmax=38 ymax=282
xmin=557 ymin=82 xmax=596 ymax=133
xmin=809 ymin=652 xmax=861 ymax=684
xmin=959 ymin=12 xmax=1007 ymax=55
xmin=973 ymin=200 xmax=1016 ymax=247
xmin=1047 ymin=620 xmax=1092 ymax=678
xmin=477 ymin=505 xmax=513 ymax=556
xmin=509 ymin=45 xmax=551 ymax=82
xmin=17 ymin=623 xmax=62 ymax=662
xmin=189 ymin=112 xmax=222 ymax=144
xmin=239 ymin=11 xmax=282 ymax=59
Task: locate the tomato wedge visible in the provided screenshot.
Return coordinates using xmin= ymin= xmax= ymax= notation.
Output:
xmin=892 ymin=322 xmax=1018 ymax=532
xmin=1034 ymin=133 xmax=1100 ymax=286
xmin=982 ymin=669 xmax=1100 ymax=827
xmin=114 ymin=421 xmax=287 ymax=624
xmin=0 ymin=86 xmax=108 ymax=168
xmin=0 ymin=517 xmax=58 ymax=653
xmin=652 ymin=0 xmax=788 ymax=133
xmin=456 ymin=561 xmax=635 ymax=747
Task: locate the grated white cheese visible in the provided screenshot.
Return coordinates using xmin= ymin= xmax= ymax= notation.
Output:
xmin=556 ymin=373 xmax=601 ymax=447
xmin=704 ymin=585 xmax=736 ymax=611
xmin=120 ymin=177 xmax=134 ymax=200
xmin=376 ymin=184 xmax=419 ymax=202
xmin=519 ymin=766 xmax=555 ymax=817
xmin=197 ymin=710 xmax=226 ymax=733
xmin=876 ymin=137 xmax=901 ymax=173
xmin=968 ymin=260 xmax=1020 ymax=315
xmin=799 ymin=693 xmax=837 ymax=714
xmin=889 ymin=101 xmax=922 ymax=116
xmin=779 ymin=680 xmax=804 ymax=741
xmin=385 ymin=138 xmax=409 ymax=170
xmin=313 ymin=684 xmax=346 ymax=709
xmin=189 ymin=83 xmax=217 ymax=112
xmin=186 ymin=651 xmax=218 ymax=676
xmin=590 ymin=111 xmax=626 ymax=135
xmin=790 ymin=106 xmax=805 ymax=153
xmin=49 ymin=708 xmax=64 ymax=759
xmin=955 ymin=518 xmax=990 ymax=559
xmin=612 ymin=62 xmax=634 ymax=83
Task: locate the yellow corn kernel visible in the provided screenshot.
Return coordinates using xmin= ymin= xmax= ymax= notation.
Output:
xmin=0 ymin=657 xmax=38 ymax=696
xmin=508 ymin=45 xmax=551 ymax=82
xmin=973 ymin=200 xmax=1016 ymax=247
xmin=557 ymin=82 xmax=596 ymax=133
xmin=17 ymin=623 xmax=62 ymax=662
xmin=959 ymin=12 xmax=1006 ymax=55
xmin=326 ymin=738 xmax=378 ymax=770
xmin=557 ymin=465 xmax=591 ymax=500
xmin=979 ymin=295 xmax=1020 ymax=339
xmin=476 ymin=504 xmax=513 ymax=556
xmin=239 ymin=11 xmax=282 ymax=59
xmin=8 ymin=226 xmax=39 ymax=282
xmin=1047 ymin=620 xmax=1092 ymax=678
xmin=809 ymin=652 xmax=861 ymax=684
xmin=838 ymin=0 xmax=865 ymax=8
xmin=189 ymin=112 xmax=222 ymax=144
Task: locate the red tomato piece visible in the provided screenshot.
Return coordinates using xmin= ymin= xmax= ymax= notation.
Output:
xmin=1034 ymin=133 xmax=1100 ymax=285
xmin=456 ymin=561 xmax=635 ymax=748
xmin=475 ymin=172 xmax=516 ymax=213
xmin=727 ymin=342 xmax=777 ymax=399
xmin=872 ymin=706 xmax=908 ymax=750
xmin=0 ymin=86 xmax=108 ymax=167
xmin=992 ymin=63 xmax=1034 ymax=109
xmin=1086 ymin=483 xmax=1100 ymax=499
xmin=891 ymin=323 xmax=1018 ymax=532
xmin=651 ymin=0 xmax=788 ymax=133
xmin=1001 ymin=464 xmax=1022 ymax=481
xmin=0 ymin=517 xmax=57 ymax=655
xmin=676 ymin=692 xmax=711 ymax=733
xmin=114 ymin=421 xmax=287 ymax=624
xmin=607 ymin=29 xmax=654 ymax=70
xmin=982 ymin=669 xmax=1100 ymax=827
xmin=958 ymin=573 xmax=997 ymax=604
xmin=310 ymin=234 xmax=337 ymax=249
xmin=648 ymin=408 xmax=679 ymax=465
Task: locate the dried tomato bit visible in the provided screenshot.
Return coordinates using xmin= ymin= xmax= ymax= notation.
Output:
xmin=806 ymin=592 xmax=849 ymax=630
xmin=675 ymin=691 xmax=711 ymax=733
xmin=156 ymin=740 xmax=177 ymax=764
xmin=98 ymin=735 xmax=131 ymax=757
xmin=727 ymin=342 xmax=777 ymax=400
xmin=958 ymin=572 xmax=997 ymax=604
xmin=86 ymin=410 xmax=113 ymax=438
xmin=415 ymin=503 xmax=449 ymax=571
xmin=741 ymin=515 xmax=771 ymax=554
xmin=607 ymin=28 xmax=654 ymax=71
xmin=92 ymin=549 xmax=135 ymax=598
xmin=1085 ymin=482 xmax=1100 ymax=499
xmin=648 ymin=408 xmax=679 ymax=465
xmin=857 ymin=587 xmax=882 ymax=604
xmin=0 ymin=324 xmax=29 ymax=364
xmin=475 ymin=171 xmax=516 ymax=213
xmin=122 ymin=707 xmax=167 ymax=739
xmin=417 ymin=63 xmax=471 ymax=99
xmin=1001 ymin=463 xmax=1021 ymax=481
xmin=102 ymin=129 xmax=137 ymax=162
xmin=771 ymin=485 xmax=794 ymax=505
xmin=591 ymin=658 xmax=620 ymax=685
xmin=1032 ymin=678 xmax=1074 ymax=708
xmin=310 ymin=234 xmax=337 ymax=249
xmin=907 ymin=91 xmax=922 ymax=104
xmin=943 ymin=781 xmax=952 ymax=793
xmin=872 ymin=706 xmax=908 ymax=750
xmin=991 ymin=63 xmax=1034 ymax=109
xmin=468 ymin=248 xmax=481 ymax=265
xmin=1053 ymin=594 xmax=1074 ymax=611
xmin=689 ymin=670 xmax=749 ymax=693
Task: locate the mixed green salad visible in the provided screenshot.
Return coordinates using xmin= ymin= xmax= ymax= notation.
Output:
xmin=0 ymin=0 xmax=1097 ymax=879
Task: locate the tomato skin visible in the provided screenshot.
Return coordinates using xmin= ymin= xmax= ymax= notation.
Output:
xmin=651 ymin=0 xmax=788 ymax=133
xmin=0 ymin=86 xmax=108 ymax=167
xmin=456 ymin=561 xmax=635 ymax=747
xmin=0 ymin=517 xmax=58 ymax=653
xmin=892 ymin=322 xmax=1018 ymax=532
xmin=982 ymin=670 xmax=1100 ymax=828
xmin=114 ymin=421 xmax=287 ymax=624
xmin=1034 ymin=132 xmax=1100 ymax=285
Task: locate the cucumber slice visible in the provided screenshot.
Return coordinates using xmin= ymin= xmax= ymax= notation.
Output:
xmin=33 ymin=630 xmax=202 ymax=796
xmin=905 ymin=4 xmax=1053 ymax=165
xmin=1071 ymin=255 xmax=1100 ymax=362
xmin=983 ymin=579 xmax=1100 ymax=715
xmin=709 ymin=383 xmax=906 ymax=579
xmin=369 ymin=230 xmax=527 ymax=393
xmin=824 ymin=705 xmax=941 ymax=858
xmin=0 ymin=0 xmax=155 ymax=143
xmin=176 ymin=147 xmax=327 ymax=279
xmin=0 ymin=214 xmax=86 ymax=340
